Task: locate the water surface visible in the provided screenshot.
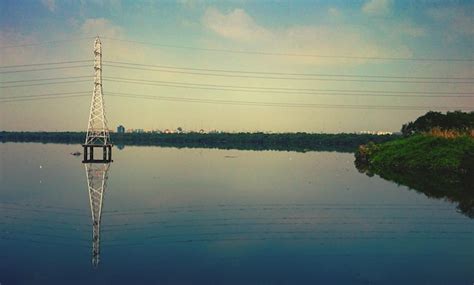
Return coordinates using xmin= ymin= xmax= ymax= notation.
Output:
xmin=0 ymin=143 xmax=472 ymax=284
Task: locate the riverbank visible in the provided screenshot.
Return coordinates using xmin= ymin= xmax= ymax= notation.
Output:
xmin=0 ymin=131 xmax=397 ymax=152
xmin=355 ymin=134 xmax=474 ymax=217
xmin=355 ymin=134 xmax=474 ymax=174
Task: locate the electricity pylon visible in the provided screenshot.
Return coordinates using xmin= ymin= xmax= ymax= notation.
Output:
xmin=82 ymin=36 xmax=113 ymax=267
xmin=83 ymin=36 xmax=112 ymax=162
xmin=84 ymin=163 xmax=111 ymax=267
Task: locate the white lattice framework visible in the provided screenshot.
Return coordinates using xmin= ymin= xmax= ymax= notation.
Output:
xmin=85 ymin=163 xmax=110 ymax=267
xmin=85 ymin=36 xmax=110 ymax=145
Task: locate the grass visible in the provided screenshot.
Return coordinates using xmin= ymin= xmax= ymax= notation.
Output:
xmin=425 ymin=127 xmax=474 ymax=139
xmin=357 ymin=134 xmax=474 ymax=174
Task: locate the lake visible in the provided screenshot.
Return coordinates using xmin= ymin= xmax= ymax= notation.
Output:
xmin=1 ymin=143 xmax=472 ymax=284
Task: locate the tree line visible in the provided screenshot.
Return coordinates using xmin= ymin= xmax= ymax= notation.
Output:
xmin=0 ymin=131 xmax=398 ymax=153
xmin=401 ymin=111 xmax=474 ymax=136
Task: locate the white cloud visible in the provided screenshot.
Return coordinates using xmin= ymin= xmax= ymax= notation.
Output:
xmin=67 ymin=17 xmax=80 ymax=29
xmin=362 ymin=0 xmax=392 ymax=16
xmin=77 ymin=0 xmax=122 ymax=14
xmin=108 ymin=0 xmax=122 ymax=12
xmin=202 ymin=7 xmax=272 ymax=42
xmin=201 ymin=7 xmax=411 ymax=66
xmin=328 ymin=7 xmax=341 ymax=17
xmin=79 ymin=18 xmax=172 ymax=64
xmin=41 ymin=0 xmax=56 ymax=12
xmin=0 ymin=31 xmax=39 ymax=65
xmin=177 ymin=0 xmax=202 ymax=9
xmin=80 ymin=18 xmax=123 ymax=38
xmin=383 ymin=21 xmax=425 ymax=38
xmin=397 ymin=22 xmax=425 ymax=37
xmin=427 ymin=6 xmax=474 ymax=37
xmin=279 ymin=25 xmax=411 ymax=65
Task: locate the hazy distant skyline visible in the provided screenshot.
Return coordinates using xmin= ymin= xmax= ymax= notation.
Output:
xmin=1 ymin=0 xmax=473 ymax=133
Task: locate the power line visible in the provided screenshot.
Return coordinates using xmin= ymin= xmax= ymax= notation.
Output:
xmin=111 ymin=77 xmax=472 ymax=94
xmin=108 ymin=92 xmax=470 ymax=111
xmin=0 ymin=65 xmax=90 ymax=74
xmin=106 ymin=63 xmax=474 ymax=84
xmin=0 ymin=80 xmax=90 ymax=88
xmin=103 ymin=77 xmax=474 ymax=97
xmin=0 ymin=91 xmax=90 ymax=100
xmin=1 ymin=74 xmax=470 ymax=98
xmin=0 ymin=76 xmax=92 ymax=84
xmin=102 ymin=37 xmax=474 ymax=62
xmin=2 ymin=73 xmax=471 ymax=95
xmin=0 ymin=37 xmax=95 ymax=49
xmin=0 ymin=60 xmax=92 ymax=69
xmin=1 ymin=90 xmax=469 ymax=110
xmin=1 ymin=36 xmax=471 ymax=62
xmin=105 ymin=60 xmax=474 ymax=81
xmin=1 ymin=59 xmax=469 ymax=82
xmin=0 ymin=94 xmax=89 ymax=103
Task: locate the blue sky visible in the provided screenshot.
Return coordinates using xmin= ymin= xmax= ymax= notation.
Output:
xmin=0 ymin=0 xmax=473 ymax=132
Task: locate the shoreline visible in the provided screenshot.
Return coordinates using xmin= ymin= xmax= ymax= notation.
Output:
xmin=355 ymin=134 xmax=474 ymax=217
xmin=0 ymin=131 xmax=398 ymax=153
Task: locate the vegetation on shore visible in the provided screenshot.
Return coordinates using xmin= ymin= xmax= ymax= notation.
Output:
xmin=356 ymin=110 xmax=474 ymax=174
xmin=356 ymin=135 xmax=474 ymax=174
xmin=355 ymin=111 xmax=474 ymax=217
xmin=355 ymin=138 xmax=474 ymax=217
xmin=401 ymin=110 xmax=473 ymax=137
xmin=0 ymin=131 xmax=398 ymax=153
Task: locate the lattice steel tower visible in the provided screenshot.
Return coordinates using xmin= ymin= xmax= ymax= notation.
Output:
xmin=85 ymin=163 xmax=110 ymax=267
xmin=83 ymin=36 xmax=112 ymax=162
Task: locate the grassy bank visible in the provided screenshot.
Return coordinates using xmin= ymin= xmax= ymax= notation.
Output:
xmin=356 ymin=134 xmax=474 ymax=174
xmin=355 ymin=134 xmax=474 ymax=217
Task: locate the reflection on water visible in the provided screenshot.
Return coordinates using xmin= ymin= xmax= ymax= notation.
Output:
xmin=355 ymin=160 xmax=474 ymax=218
xmin=84 ymin=163 xmax=110 ymax=267
xmin=1 ymin=143 xmax=473 ymax=284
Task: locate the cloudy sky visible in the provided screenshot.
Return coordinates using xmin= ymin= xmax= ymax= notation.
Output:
xmin=0 ymin=0 xmax=472 ymax=132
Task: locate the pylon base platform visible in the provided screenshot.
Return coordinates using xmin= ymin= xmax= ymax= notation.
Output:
xmin=82 ymin=144 xmax=113 ymax=163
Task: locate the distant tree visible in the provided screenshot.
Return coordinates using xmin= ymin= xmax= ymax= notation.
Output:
xmin=401 ymin=111 xmax=474 ymax=136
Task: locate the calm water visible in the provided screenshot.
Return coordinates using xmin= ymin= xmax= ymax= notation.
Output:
xmin=0 ymin=143 xmax=472 ymax=284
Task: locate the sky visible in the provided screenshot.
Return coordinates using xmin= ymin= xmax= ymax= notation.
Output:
xmin=0 ymin=0 xmax=473 ymax=133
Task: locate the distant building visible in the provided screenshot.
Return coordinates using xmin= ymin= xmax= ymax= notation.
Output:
xmin=359 ymin=130 xmax=393 ymax=135
xmin=117 ymin=125 xmax=125 ymax=133
xmin=124 ymin=128 xmax=144 ymax=133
